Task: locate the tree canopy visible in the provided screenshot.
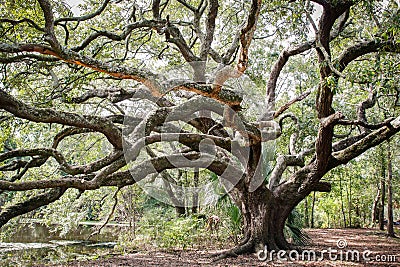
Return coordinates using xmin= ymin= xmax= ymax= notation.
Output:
xmin=0 ymin=0 xmax=399 ymax=256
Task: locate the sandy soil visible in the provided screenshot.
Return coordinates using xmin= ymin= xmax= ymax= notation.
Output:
xmin=48 ymin=228 xmax=400 ymax=267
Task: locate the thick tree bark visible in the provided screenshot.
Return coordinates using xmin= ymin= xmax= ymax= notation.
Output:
xmin=226 ymin=144 xmax=311 ymax=254
xmin=2 ymin=0 xmax=400 ymax=260
xmin=231 ymin=182 xmax=321 ymax=255
xmin=222 ymin=144 xmax=290 ymax=254
xmin=230 ymin=188 xmax=292 ymax=254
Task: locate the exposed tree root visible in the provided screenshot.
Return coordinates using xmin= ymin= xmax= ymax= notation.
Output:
xmin=210 ymin=240 xmax=255 ymax=262
xmin=237 ymin=232 xmax=250 ymax=247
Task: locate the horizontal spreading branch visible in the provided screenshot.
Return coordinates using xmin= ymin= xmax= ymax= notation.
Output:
xmin=0 ymin=18 xmax=44 ymax=31
xmin=0 ymin=151 xmax=242 ymax=191
xmin=126 ymin=133 xmax=233 ymax=163
xmin=0 ymin=147 xmax=123 ymax=176
xmin=0 ymin=188 xmax=67 ymax=227
xmin=0 ymin=42 xmax=244 ymax=108
xmin=0 ymin=43 xmax=163 ymax=97
xmin=337 ymin=117 xmax=394 ymax=131
xmin=0 ymin=53 xmax=58 ymax=63
xmin=0 ymin=88 xmax=122 ymax=148
xmin=125 ymin=96 xmax=259 ymax=150
xmin=331 ymin=116 xmax=400 ymax=167
xmin=337 ymin=39 xmax=400 ymax=71
xmin=70 ymin=87 xmax=171 ymax=106
xmin=170 ymin=83 xmax=242 ymax=108
xmin=282 ymin=114 xmax=398 ymax=201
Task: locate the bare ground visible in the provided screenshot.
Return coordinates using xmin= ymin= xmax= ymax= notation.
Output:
xmin=48 ymin=228 xmax=400 ymax=267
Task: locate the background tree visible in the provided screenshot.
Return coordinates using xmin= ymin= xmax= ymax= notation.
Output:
xmin=0 ymin=0 xmax=400 ymax=256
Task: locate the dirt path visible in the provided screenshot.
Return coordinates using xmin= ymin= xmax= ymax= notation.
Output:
xmin=49 ymin=228 xmax=400 ymax=267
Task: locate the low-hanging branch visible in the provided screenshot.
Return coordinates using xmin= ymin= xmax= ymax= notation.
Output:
xmin=0 ymin=151 xmax=242 ymax=191
xmin=0 ymin=88 xmax=122 ymax=148
xmin=1 ymin=0 xmax=400 ymax=256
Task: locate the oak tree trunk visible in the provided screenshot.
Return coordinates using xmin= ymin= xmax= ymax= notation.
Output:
xmin=232 ymin=190 xmax=293 ymax=254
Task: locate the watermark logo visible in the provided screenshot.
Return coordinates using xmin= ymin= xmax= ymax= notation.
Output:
xmin=257 ymin=239 xmax=398 ymax=264
xmin=336 ymin=238 xmax=347 ymax=249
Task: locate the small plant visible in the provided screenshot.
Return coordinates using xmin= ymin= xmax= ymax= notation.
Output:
xmin=285 ymin=209 xmax=311 ymax=246
xmin=226 ymin=203 xmax=242 ymax=244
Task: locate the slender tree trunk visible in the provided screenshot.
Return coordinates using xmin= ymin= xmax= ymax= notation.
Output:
xmin=304 ymin=196 xmax=310 ymax=228
xmin=175 ymin=171 xmax=186 ymax=216
xmin=379 ymin=148 xmax=386 ymax=231
xmin=161 ymin=172 xmax=186 ymax=216
xmin=379 ymin=180 xmax=386 ymax=230
xmin=372 ymin=186 xmax=381 ymax=226
xmin=311 ymin=191 xmax=316 ymax=228
xmin=192 ymin=168 xmax=199 ymax=214
xmin=387 ymin=141 xmax=395 ymax=237
xmin=327 ymin=211 xmax=330 ymax=228
xmin=339 ymin=175 xmax=347 ymax=227
xmin=347 ymin=174 xmax=352 ymax=227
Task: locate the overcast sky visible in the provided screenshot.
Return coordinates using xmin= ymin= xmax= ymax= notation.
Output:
xmin=65 ymin=0 xmax=83 ymax=15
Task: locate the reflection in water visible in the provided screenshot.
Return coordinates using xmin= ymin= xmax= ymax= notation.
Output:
xmin=0 ymin=222 xmax=120 ymax=266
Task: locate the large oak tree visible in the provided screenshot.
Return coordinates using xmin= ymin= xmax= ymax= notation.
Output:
xmin=0 ymin=0 xmax=400 ymax=255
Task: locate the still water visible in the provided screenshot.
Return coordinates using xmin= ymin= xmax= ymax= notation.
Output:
xmin=0 ymin=221 xmax=121 ymax=266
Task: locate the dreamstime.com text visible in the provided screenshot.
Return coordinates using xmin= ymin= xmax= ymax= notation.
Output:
xmin=257 ymin=239 xmax=398 ymax=264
